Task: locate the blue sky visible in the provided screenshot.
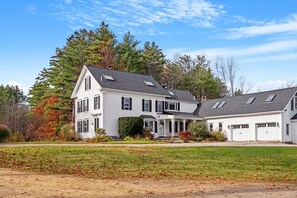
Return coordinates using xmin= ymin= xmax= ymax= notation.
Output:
xmin=1 ymin=0 xmax=297 ymax=95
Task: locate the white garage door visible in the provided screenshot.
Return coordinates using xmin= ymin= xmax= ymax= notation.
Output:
xmin=232 ymin=124 xmax=250 ymax=141
xmin=256 ymin=123 xmax=277 ymax=141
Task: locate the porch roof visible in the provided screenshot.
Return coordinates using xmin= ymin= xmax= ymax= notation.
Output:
xmin=159 ymin=111 xmax=203 ymax=120
xmin=140 ymin=115 xmax=156 ymax=119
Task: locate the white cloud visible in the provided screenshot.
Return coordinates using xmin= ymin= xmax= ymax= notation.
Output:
xmin=225 ymin=14 xmax=297 ymax=39
xmin=51 ymin=0 xmax=224 ymax=34
xmin=65 ymin=0 xmax=72 ymax=4
xmin=27 ymin=4 xmax=37 ymax=14
xmin=250 ymin=80 xmax=289 ymax=93
xmin=6 ymin=81 xmax=29 ymax=95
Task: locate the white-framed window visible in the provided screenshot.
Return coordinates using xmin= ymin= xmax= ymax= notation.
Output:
xmin=77 ymin=100 xmax=82 ymax=113
xmin=83 ymin=119 xmax=89 ymax=132
xmin=209 ymin=123 xmax=213 ymax=132
xmin=121 ymin=97 xmax=132 ymax=110
xmin=77 ymin=120 xmax=82 ymax=133
xmin=156 ymin=100 xmax=163 ymax=112
xmin=94 ymin=95 xmax=100 ymax=110
xmin=165 ymin=102 xmax=180 ymax=111
xmin=219 ymin=122 xmax=222 ymax=131
xmin=142 ymin=99 xmax=151 ymax=112
xmin=295 ymin=93 xmax=297 ymax=109
xmin=83 ymin=98 xmax=89 ymax=112
xmin=94 ymin=117 xmax=100 ymax=132
xmin=85 ymin=76 xmax=91 ymax=90
xmin=286 ymin=124 xmax=290 ymax=135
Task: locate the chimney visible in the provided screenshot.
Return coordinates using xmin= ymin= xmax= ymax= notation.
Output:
xmin=201 ymin=96 xmax=208 ymax=101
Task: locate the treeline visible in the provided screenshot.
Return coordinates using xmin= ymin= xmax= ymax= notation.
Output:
xmin=2 ymin=22 xmax=236 ymax=140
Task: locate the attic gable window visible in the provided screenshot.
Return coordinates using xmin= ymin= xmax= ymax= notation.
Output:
xmin=144 ymin=80 xmax=155 ymax=87
xmin=102 ymin=74 xmax=114 ymax=81
xmin=85 ymin=76 xmax=91 ymax=90
xmin=265 ymin=94 xmax=276 ymax=102
xmin=246 ymin=97 xmax=255 ymax=104
xmin=169 ymin=91 xmax=174 ymax=96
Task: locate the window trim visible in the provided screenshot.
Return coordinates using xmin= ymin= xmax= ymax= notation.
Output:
xmin=94 ymin=95 xmax=100 ymax=110
xmin=122 ymin=97 xmax=132 ymax=110
xmin=85 ymin=76 xmax=91 ymax=91
xmin=83 ymin=119 xmax=89 ymax=133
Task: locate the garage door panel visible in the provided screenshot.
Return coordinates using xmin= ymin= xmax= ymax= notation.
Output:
xmin=232 ymin=124 xmax=250 ymax=141
xmin=256 ymin=123 xmax=277 ymax=141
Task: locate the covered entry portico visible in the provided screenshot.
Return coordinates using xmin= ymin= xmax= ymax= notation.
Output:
xmin=156 ymin=112 xmax=202 ymax=137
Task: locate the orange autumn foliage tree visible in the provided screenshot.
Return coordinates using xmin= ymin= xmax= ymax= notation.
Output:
xmin=31 ymin=95 xmax=60 ymax=140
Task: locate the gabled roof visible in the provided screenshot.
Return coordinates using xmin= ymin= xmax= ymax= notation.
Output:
xmin=86 ymin=65 xmax=170 ymax=96
xmin=291 ymin=113 xmax=297 ymax=120
xmin=198 ymin=87 xmax=297 ymax=118
xmin=166 ymin=89 xmax=196 ymax=102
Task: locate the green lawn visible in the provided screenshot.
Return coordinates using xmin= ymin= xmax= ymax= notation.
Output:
xmin=0 ymin=146 xmax=296 ymax=183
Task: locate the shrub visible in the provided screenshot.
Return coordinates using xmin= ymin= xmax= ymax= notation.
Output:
xmin=179 ymin=130 xmax=193 ymax=143
xmin=143 ymin=128 xmax=154 ymax=140
xmin=90 ymin=128 xmax=112 ymax=143
xmin=188 ymin=122 xmax=209 ymax=139
xmin=0 ymin=124 xmax=11 ymax=143
xmin=10 ymin=132 xmax=25 ymax=142
xmin=118 ymin=117 xmax=144 ymax=139
xmin=210 ymin=131 xmax=226 ymax=142
xmin=60 ymin=123 xmax=80 ymax=141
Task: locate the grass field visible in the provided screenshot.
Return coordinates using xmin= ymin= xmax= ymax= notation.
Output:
xmin=0 ymin=146 xmax=297 ymax=183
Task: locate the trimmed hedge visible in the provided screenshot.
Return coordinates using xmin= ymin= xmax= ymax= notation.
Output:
xmin=118 ymin=117 xmax=144 ymax=138
xmin=0 ymin=124 xmax=11 ymax=143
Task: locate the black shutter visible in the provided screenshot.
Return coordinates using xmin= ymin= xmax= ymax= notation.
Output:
xmin=178 ymin=103 xmax=180 ymax=111
xmin=121 ymin=97 xmax=124 ymax=110
xmin=80 ymin=100 xmax=83 ymax=112
xmin=154 ymin=121 xmax=157 ymax=133
xmin=142 ymin=99 xmax=145 ymax=111
xmin=149 ymin=100 xmax=152 ymax=112
xmin=129 ymin=98 xmax=132 ymax=110
xmin=155 ymin=100 xmax=158 ymax=112
xmin=87 ymin=120 xmax=89 ymax=132
xmin=77 ymin=101 xmax=79 ymax=113
xmin=99 ymin=96 xmax=100 ymax=109
xmin=89 ymin=77 xmax=91 ymax=89
xmin=94 ymin=97 xmax=96 ymax=110
xmin=85 ymin=78 xmax=87 ymax=90
xmin=162 ymin=101 xmax=165 ymax=112
xmin=165 ymin=101 xmax=168 ymax=110
xmin=169 ymin=121 xmax=172 ymax=132
xmin=87 ymin=99 xmax=89 ymax=111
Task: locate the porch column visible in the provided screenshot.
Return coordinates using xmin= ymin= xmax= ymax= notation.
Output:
xmin=183 ymin=119 xmax=186 ymax=131
xmin=163 ymin=119 xmax=166 ymax=136
xmin=177 ymin=121 xmax=180 ymax=132
xmin=171 ymin=118 xmax=175 ymax=137
xmin=157 ymin=120 xmax=160 ymax=136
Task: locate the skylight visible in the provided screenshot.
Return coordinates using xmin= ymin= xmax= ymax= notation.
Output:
xmin=169 ymin=91 xmax=174 ymax=96
xmin=144 ymin=80 xmax=155 ymax=87
xmin=246 ymin=97 xmax=255 ymax=104
xmin=102 ymin=74 xmax=114 ymax=81
xmin=265 ymin=94 xmax=276 ymax=102
xmin=217 ymin=101 xmax=226 ymax=108
xmin=212 ymin=101 xmax=221 ymax=109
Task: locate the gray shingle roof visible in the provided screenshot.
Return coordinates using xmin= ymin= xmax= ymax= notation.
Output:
xmin=86 ymin=65 xmax=170 ymax=96
xmin=198 ymin=87 xmax=297 ymax=117
xmin=166 ymin=89 xmax=196 ymax=102
xmin=291 ymin=113 xmax=297 ymax=120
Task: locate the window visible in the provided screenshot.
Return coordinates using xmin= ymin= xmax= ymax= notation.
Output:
xmin=142 ymin=99 xmax=152 ymax=112
xmin=94 ymin=117 xmax=100 ymax=132
xmin=85 ymin=76 xmax=91 ymax=90
xmin=102 ymin=74 xmax=114 ymax=81
xmin=286 ymin=124 xmax=290 ymax=135
xmin=83 ymin=98 xmax=89 ymax=112
xmin=295 ymin=93 xmax=297 ymax=109
xmin=241 ymin=124 xmax=249 ymax=128
xmin=212 ymin=101 xmax=221 ymax=109
xmin=265 ymin=94 xmax=276 ymax=102
xmin=217 ymin=101 xmax=226 ymax=108
xmin=83 ymin=119 xmax=89 ymax=133
xmin=246 ymin=97 xmax=255 ymax=104
xmin=219 ymin=122 xmax=222 ymax=131
xmin=77 ymin=120 xmax=82 ymax=133
xmin=165 ymin=102 xmax=180 ymax=111
xmin=209 ymin=123 xmax=213 ymax=132
xmin=77 ymin=100 xmax=82 ymax=113
xmin=291 ymin=99 xmax=294 ymax=111
xmin=121 ymin=97 xmax=132 ymax=110
xmin=155 ymin=100 xmax=163 ymax=113
xmin=94 ymin=95 xmax=100 ymax=110
xmin=144 ymin=80 xmax=154 ymax=87
xmin=257 ymin=123 xmax=266 ymax=128
xmin=232 ymin=125 xmax=240 ymax=129
xmin=268 ymin=123 xmax=276 ymax=127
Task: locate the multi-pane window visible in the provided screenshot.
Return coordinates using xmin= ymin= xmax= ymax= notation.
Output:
xmin=121 ymin=97 xmax=132 ymax=110
xmin=85 ymin=76 xmax=91 ymax=90
xmin=165 ymin=102 xmax=180 ymax=111
xmin=77 ymin=100 xmax=82 ymax=113
xmin=156 ymin=101 xmax=163 ymax=112
xmin=83 ymin=119 xmax=89 ymax=132
xmin=82 ymin=98 xmax=89 ymax=112
xmin=209 ymin=123 xmax=213 ymax=132
xmin=77 ymin=120 xmax=82 ymax=133
xmin=94 ymin=95 xmax=100 ymax=110
xmin=94 ymin=117 xmax=100 ymax=132
xmin=219 ymin=122 xmax=222 ymax=131
xmin=295 ymin=93 xmax=297 ymax=109
xmin=291 ymin=99 xmax=294 ymax=111
xmin=286 ymin=124 xmax=290 ymax=135
xmin=142 ymin=99 xmax=151 ymax=112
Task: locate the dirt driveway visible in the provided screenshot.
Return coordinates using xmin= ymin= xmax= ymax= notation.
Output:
xmin=1 ymin=168 xmax=297 ymax=198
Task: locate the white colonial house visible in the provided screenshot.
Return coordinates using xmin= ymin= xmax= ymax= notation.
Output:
xmin=71 ymin=65 xmax=297 ymax=143
xmin=71 ymin=65 xmax=201 ymax=139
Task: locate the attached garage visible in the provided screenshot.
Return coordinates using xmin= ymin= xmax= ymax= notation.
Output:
xmin=231 ymin=124 xmax=250 ymax=141
xmin=256 ymin=123 xmax=277 ymax=141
